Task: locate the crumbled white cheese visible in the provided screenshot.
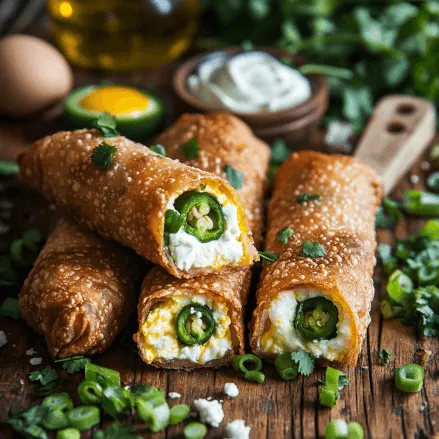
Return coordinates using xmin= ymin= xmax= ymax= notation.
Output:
xmin=325 ymin=121 xmax=353 ymax=152
xmin=26 ymin=348 xmax=37 ymax=356
xmin=168 ymin=392 xmax=181 ymax=399
xmin=0 ymin=330 xmax=7 ymax=348
xmin=410 ymin=174 xmax=420 ymax=184
xmin=224 ymin=382 xmax=239 ymax=398
xmin=207 ymin=396 xmax=213 ymax=401
xmin=29 ymin=357 xmax=42 ymax=365
xmin=225 ymin=419 xmax=251 ymax=439
xmin=421 ymin=161 xmax=431 ymax=171
xmin=194 ymin=399 xmax=224 ymax=427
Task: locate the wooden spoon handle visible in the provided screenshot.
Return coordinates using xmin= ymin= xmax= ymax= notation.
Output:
xmin=354 ymin=95 xmax=436 ymax=195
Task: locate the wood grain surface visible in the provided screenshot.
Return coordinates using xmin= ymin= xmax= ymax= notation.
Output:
xmin=1 ymin=24 xmax=439 ymax=439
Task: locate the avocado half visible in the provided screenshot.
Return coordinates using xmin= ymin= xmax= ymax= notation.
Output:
xmin=64 ymin=85 xmax=165 ymax=140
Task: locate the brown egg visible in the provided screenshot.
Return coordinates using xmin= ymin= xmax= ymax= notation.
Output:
xmin=0 ymin=35 xmax=73 ymax=117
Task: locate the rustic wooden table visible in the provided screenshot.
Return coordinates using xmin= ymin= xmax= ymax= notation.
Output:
xmin=1 ymin=17 xmax=439 ymax=439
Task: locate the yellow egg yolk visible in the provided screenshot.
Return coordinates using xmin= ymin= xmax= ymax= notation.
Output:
xmin=80 ymin=86 xmax=148 ymax=116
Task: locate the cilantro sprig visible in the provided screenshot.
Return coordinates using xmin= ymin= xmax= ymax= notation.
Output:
xmin=375 ymin=197 xmax=403 ymax=229
xmin=225 ymin=165 xmax=244 ymax=190
xmin=179 ymin=137 xmax=200 ymax=159
xmin=301 ymin=241 xmax=326 ymax=258
xmin=291 ymin=349 xmax=314 ymax=376
xmin=54 ymin=356 xmax=91 ymax=374
xmin=277 ymin=227 xmax=294 ymax=245
xmin=378 ymin=349 xmax=391 ymax=365
xmin=91 ymin=141 xmax=118 ymax=171
xmin=149 ymin=145 xmax=166 ymax=156
xmin=94 ymin=112 xmax=120 ymax=138
xmin=258 ymin=251 xmax=280 ymax=265
xmin=296 ymin=193 xmax=322 ymax=203
xmin=29 ymin=366 xmax=58 ymax=386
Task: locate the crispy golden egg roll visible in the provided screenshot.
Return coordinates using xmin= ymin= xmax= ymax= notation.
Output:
xmin=135 ymin=113 xmax=270 ymax=369
xmin=19 ymin=219 xmax=143 ymax=359
xmin=250 ymin=151 xmax=382 ymax=366
xmin=17 ymin=129 xmax=256 ymax=279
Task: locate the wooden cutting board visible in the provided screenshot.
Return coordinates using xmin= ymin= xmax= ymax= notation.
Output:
xmin=355 ymin=95 xmax=436 ymax=194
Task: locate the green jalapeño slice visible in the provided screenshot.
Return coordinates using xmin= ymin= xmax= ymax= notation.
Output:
xmin=176 ymin=304 xmax=216 ymax=346
xmin=174 ymin=191 xmax=226 ymax=243
xmin=294 ymin=297 xmax=339 ymax=341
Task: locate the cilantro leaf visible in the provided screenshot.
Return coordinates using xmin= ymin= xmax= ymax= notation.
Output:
xmin=33 ymin=378 xmax=65 ymax=396
xmin=54 ymin=355 xmax=91 ymax=374
xmin=296 ymin=193 xmax=322 ymax=203
xmin=179 ymin=137 xmax=200 ymax=159
xmin=258 ymin=251 xmax=280 ymax=265
xmin=0 ymin=161 xmax=19 ymax=176
xmin=337 ymin=374 xmax=349 ymax=390
xmin=375 ymin=198 xmax=403 ymax=229
xmin=225 ymin=165 xmax=244 ymax=190
xmin=277 ymin=227 xmax=294 ymax=244
xmin=291 ymin=349 xmax=314 ymax=376
xmin=95 ymin=112 xmax=120 ymax=137
xmin=378 ymin=349 xmax=391 ymax=365
xmin=271 ymin=140 xmax=290 ymax=165
xmin=377 ymin=243 xmax=398 ymax=275
xmin=0 ymin=298 xmax=21 ymax=319
xmin=427 ymin=172 xmax=439 ymax=192
xmin=164 ymin=210 xmax=184 ymax=234
xmin=28 ymin=366 xmax=58 ymax=386
xmin=91 ymin=141 xmax=117 ymax=170
xmin=301 ymin=241 xmax=326 ymax=258
xmin=8 ymin=405 xmax=50 ymax=437
xmin=94 ymin=422 xmax=141 ymax=439
xmin=149 ymin=145 xmax=166 ymax=156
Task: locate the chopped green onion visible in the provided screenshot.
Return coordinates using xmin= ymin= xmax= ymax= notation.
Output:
xmin=324 ymin=419 xmax=349 ymax=438
xmin=131 ymin=384 xmax=158 ymax=401
xmin=319 ymin=386 xmax=339 ymax=408
xmin=244 ymin=370 xmax=265 ymax=383
xmin=169 ymin=404 xmax=190 ymax=425
xmin=136 ymin=397 xmax=170 ymax=432
xmin=274 ymin=353 xmax=299 ymax=381
xmin=386 ymin=270 xmax=413 ymax=304
xmin=380 ymin=299 xmax=396 ymax=319
xmin=78 ymin=380 xmax=103 ymax=405
xmin=348 ymin=422 xmax=364 ymax=439
xmin=42 ymin=393 xmax=73 ymax=412
xmin=66 ymin=406 xmax=100 ymax=431
xmin=417 ymin=266 xmax=438 ymax=285
xmin=41 ymin=409 xmax=69 ymax=430
xmin=325 ymin=367 xmax=348 ymax=390
xmin=56 ymin=428 xmax=81 ymax=439
xmin=101 ymin=386 xmax=130 ymax=418
xmin=403 ymin=190 xmax=439 ymax=217
xmin=232 ymin=354 xmax=263 ymax=373
xmin=394 ymin=364 xmax=424 ymax=393
xmin=85 ymin=362 xmax=120 ymax=388
xmin=184 ymin=422 xmax=207 ymax=439
xmin=420 ymin=220 xmax=439 ymax=240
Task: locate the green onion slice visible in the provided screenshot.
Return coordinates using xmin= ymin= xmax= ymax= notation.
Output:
xmin=319 ymin=386 xmax=339 ymax=408
xmin=169 ymin=404 xmax=190 ymax=425
xmin=244 ymin=370 xmax=265 ymax=383
xmin=174 ymin=191 xmax=226 ymax=243
xmin=323 ymin=419 xmax=349 ymax=438
xmin=184 ymin=421 xmax=208 ymax=439
xmin=66 ymin=406 xmax=100 ymax=431
xmin=78 ymin=380 xmax=103 ymax=405
xmin=274 ymin=353 xmax=299 ymax=381
xmin=85 ymin=362 xmax=120 ymax=388
xmin=101 ymin=386 xmax=130 ymax=418
xmin=175 ymin=304 xmax=216 ymax=346
xmin=294 ymin=297 xmax=338 ymax=341
xmin=232 ymin=354 xmax=263 ymax=374
xmin=136 ymin=397 xmax=170 ymax=432
xmin=41 ymin=409 xmax=69 ymax=430
xmin=394 ymin=364 xmax=424 ymax=393
xmin=42 ymin=393 xmax=73 ymax=412
xmin=56 ymin=428 xmax=81 ymax=439
xmin=348 ymin=422 xmax=364 ymax=439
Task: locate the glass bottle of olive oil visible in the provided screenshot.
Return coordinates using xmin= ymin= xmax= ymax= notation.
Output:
xmin=47 ymin=0 xmax=198 ymax=71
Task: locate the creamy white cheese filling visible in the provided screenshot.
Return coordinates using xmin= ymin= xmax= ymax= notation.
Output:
xmin=259 ymin=288 xmax=352 ymax=361
xmin=141 ymin=295 xmax=232 ymax=365
xmin=165 ymin=188 xmax=243 ymax=271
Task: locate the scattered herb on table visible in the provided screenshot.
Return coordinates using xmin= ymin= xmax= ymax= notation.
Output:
xmin=29 ymin=366 xmax=58 ymax=386
xmin=179 ymin=137 xmax=200 ymax=159
xmin=378 ymin=349 xmax=391 ymax=365
xmin=268 ymin=139 xmax=290 ymax=187
xmin=301 ymin=241 xmax=326 ymax=258
xmin=54 ymin=356 xmax=91 ymax=374
xmin=0 ymin=297 xmax=21 ymax=319
xmin=319 ymin=367 xmax=349 ymax=408
xmin=225 ymin=165 xmax=244 ymax=189
xmin=277 ymin=227 xmax=294 ymax=244
xmin=291 ymin=349 xmax=315 ymax=376
xmin=0 ymin=161 xmax=19 ymax=176
xmin=394 ymin=363 xmax=424 ymax=393
xmin=94 ymin=422 xmax=142 ymax=439
xmin=94 ymin=112 xmax=120 ymax=138
xmin=296 ymin=193 xmax=322 ymax=203
xmin=149 ymin=144 xmax=166 ymax=156
xmin=323 ymin=419 xmax=364 ymax=439
xmin=375 ymin=198 xmax=403 ymax=229
xmin=232 ymin=353 xmax=265 ymax=384
xmin=402 ymin=190 xmax=439 ymax=217
xmin=258 ymin=250 xmax=280 ymax=265
xmin=91 ymin=142 xmax=118 ymax=171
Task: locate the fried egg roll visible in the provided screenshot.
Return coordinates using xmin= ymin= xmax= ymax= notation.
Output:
xmin=17 ymin=129 xmax=256 ymax=279
xmin=250 ymin=151 xmax=382 ymax=366
xmin=135 ymin=113 xmax=270 ymax=369
xmin=19 ymin=219 xmax=143 ymax=359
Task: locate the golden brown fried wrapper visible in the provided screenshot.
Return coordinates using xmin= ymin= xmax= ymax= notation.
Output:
xmin=135 ymin=113 xmax=270 ymax=369
xmin=19 ymin=219 xmax=144 ymax=359
xmin=17 ymin=129 xmax=256 ymax=279
xmin=250 ymin=151 xmax=382 ymax=366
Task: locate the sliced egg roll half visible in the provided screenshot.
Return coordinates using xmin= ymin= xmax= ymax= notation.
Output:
xmin=250 ymin=151 xmax=382 ymax=366
xmin=19 ymin=219 xmax=144 ymax=358
xmin=135 ymin=113 xmax=270 ymax=368
xmin=17 ymin=129 xmax=256 ymax=279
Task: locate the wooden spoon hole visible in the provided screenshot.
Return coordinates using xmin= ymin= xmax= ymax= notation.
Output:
xmin=396 ymin=103 xmax=416 ymax=115
xmin=387 ymin=121 xmax=406 ymax=134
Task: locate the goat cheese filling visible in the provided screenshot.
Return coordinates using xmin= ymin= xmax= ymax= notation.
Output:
xmin=165 ymin=188 xmax=243 ymax=271
xmin=259 ymin=288 xmax=352 ymax=361
xmin=140 ymin=294 xmax=232 ymax=365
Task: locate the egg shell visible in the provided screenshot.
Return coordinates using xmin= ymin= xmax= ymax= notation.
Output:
xmin=0 ymin=34 xmax=73 ymax=117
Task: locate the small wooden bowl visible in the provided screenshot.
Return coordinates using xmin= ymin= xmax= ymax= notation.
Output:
xmin=173 ymin=46 xmax=329 ymax=145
